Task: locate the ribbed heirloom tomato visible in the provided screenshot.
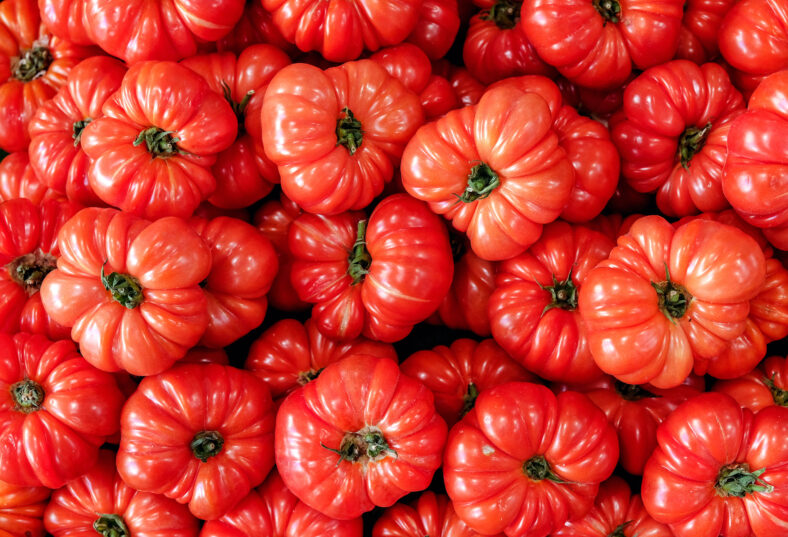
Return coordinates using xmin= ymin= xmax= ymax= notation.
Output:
xmin=714 ymin=356 xmax=788 ymax=412
xmin=0 ymin=152 xmax=54 ymax=204
xmin=675 ymin=0 xmax=736 ymax=64
xmin=718 ymin=0 xmax=788 ymax=78
xmin=0 ymin=479 xmax=49 ymax=537
xmin=406 ymin=0 xmax=460 ymax=60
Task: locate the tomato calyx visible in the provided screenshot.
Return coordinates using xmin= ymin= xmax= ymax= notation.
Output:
xmin=651 ymin=264 xmax=691 ymax=321
xmin=678 ymin=122 xmax=712 ymax=169
xmin=537 ymin=269 xmax=578 ymax=315
xmin=321 ymin=426 xmax=398 ymax=466
xmin=763 ymin=375 xmax=788 ymax=406
xmin=10 ymin=379 xmax=44 ymax=413
xmin=715 ymin=463 xmax=774 ymax=497
xmin=93 ymin=513 xmax=130 ymax=537
xmin=336 ymin=107 xmax=363 ymax=155
xmin=456 ymin=162 xmax=500 ymax=203
xmin=72 ymin=118 xmax=92 ymax=147
xmin=614 ymin=380 xmax=657 ymax=401
xmin=347 ymin=219 xmax=372 ymax=284
xmin=12 ymin=42 xmax=53 ymax=82
xmin=7 ymin=250 xmax=57 ymax=295
xmin=607 ymin=522 xmax=632 ymax=537
xmin=221 ymin=81 xmax=254 ymax=134
xmin=523 ymin=455 xmax=565 ymax=483
xmin=593 ymin=0 xmax=621 ymax=24
xmin=133 ymin=127 xmax=184 ymax=158
xmin=101 ymin=263 xmax=144 ymax=309
xmin=481 ymin=0 xmax=521 ymax=30
xmin=461 ymin=383 xmax=480 ymax=417
xmin=191 ymin=431 xmax=225 ymax=462
xmin=297 ymin=367 xmax=325 ymax=385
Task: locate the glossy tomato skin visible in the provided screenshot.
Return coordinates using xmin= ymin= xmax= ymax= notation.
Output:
xmin=80 ymin=61 xmax=238 ymax=219
xmin=490 ymin=221 xmax=613 ymax=383
xmin=275 ymin=355 xmax=447 ymax=520
xmin=289 ymin=194 xmax=453 ymax=342
xmin=0 ymin=152 xmax=54 ymax=204
xmin=676 ymin=0 xmax=736 ymax=64
xmin=28 ymin=56 xmax=126 ymax=206
xmin=0 ymin=333 xmax=124 ymax=488
xmin=578 ymin=215 xmax=766 ymax=389
xmin=118 ymin=364 xmax=276 ymax=521
xmin=0 ymin=479 xmax=49 ymax=537
xmin=443 ymin=382 xmax=618 ymax=537
xmin=373 ymin=491 xmax=502 ymax=537
xmin=200 ymin=469 xmax=362 ymax=537
xmin=714 ymin=356 xmax=788 ymax=412
xmin=38 ymin=0 xmax=93 ymax=45
xmin=406 ymin=0 xmax=460 ymax=60
xmin=262 ymin=61 xmax=424 ymax=215
xmin=45 ymin=450 xmax=199 ymax=537
xmin=718 ymin=0 xmax=788 ymax=76
xmin=40 ymin=208 xmax=212 ymax=376
xmin=642 ymin=392 xmax=788 ymax=537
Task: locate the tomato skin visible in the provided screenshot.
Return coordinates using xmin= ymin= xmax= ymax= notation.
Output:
xmin=579 ymin=216 xmax=766 ymax=389
xmin=275 ymin=355 xmax=447 ymax=520
xmin=406 ymin=0 xmax=460 ymax=60
xmin=289 ymin=194 xmax=453 ymax=342
xmin=0 ymin=333 xmax=124 ymax=488
xmin=676 ymin=0 xmax=735 ymax=64
xmin=45 ymin=450 xmax=199 ymax=537
xmin=0 ymin=479 xmax=49 ymax=537
xmin=80 ymin=61 xmax=238 ymax=219
xmin=373 ymin=491 xmax=501 ymax=537
xmin=200 ymin=469 xmax=362 ymax=537
xmin=432 ymin=61 xmax=486 ymax=107
xmin=714 ymin=356 xmax=788 ymax=412
xmin=400 ymin=338 xmax=535 ymax=427
xmin=262 ymin=61 xmax=424 ymax=215
xmin=38 ymin=0 xmax=92 ymax=45
xmin=490 ymin=221 xmax=612 ymax=383
xmin=0 ymin=152 xmax=55 ymax=205
xmin=28 ymin=56 xmax=126 ymax=207
xmin=642 ymin=393 xmax=788 ymax=537
xmin=443 ymin=382 xmax=618 ymax=537
xmin=40 ymin=208 xmax=212 ymax=376
xmin=216 ymin=1 xmax=295 ymax=56
xmin=718 ymin=0 xmax=788 ymax=76
xmin=118 ymin=364 xmax=275 ymax=521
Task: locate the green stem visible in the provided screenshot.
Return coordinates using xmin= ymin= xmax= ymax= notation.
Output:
xmin=73 ymin=118 xmax=92 ymax=147
xmin=101 ymin=263 xmax=144 ymax=309
xmin=12 ymin=46 xmax=53 ymax=82
xmin=7 ymin=250 xmax=57 ymax=295
xmin=607 ymin=522 xmax=632 ymax=537
xmin=456 ymin=163 xmax=500 ymax=203
xmin=93 ymin=514 xmax=130 ymax=537
xmin=336 ymin=107 xmax=363 ymax=155
xmin=190 ymin=431 xmax=224 ymax=462
xmin=133 ymin=127 xmax=183 ymax=158
xmin=716 ymin=464 xmax=774 ymax=497
xmin=614 ymin=380 xmax=657 ymax=401
xmin=678 ymin=122 xmax=712 ymax=169
xmin=593 ymin=0 xmax=621 ymax=23
xmin=481 ymin=0 xmax=521 ymax=29
xmin=536 ymin=269 xmax=578 ymax=315
xmin=651 ymin=264 xmax=691 ymax=322
xmin=523 ymin=455 xmax=565 ymax=482
xmin=221 ymin=81 xmax=253 ymax=133
xmin=10 ymin=379 xmax=44 ymax=413
xmin=347 ymin=220 xmax=372 ymax=285
xmin=321 ymin=427 xmax=397 ymax=466
xmin=460 ymin=383 xmax=479 ymax=418
xmin=763 ymin=375 xmax=788 ymax=407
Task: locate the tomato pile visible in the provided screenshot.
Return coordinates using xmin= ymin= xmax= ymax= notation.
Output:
xmin=0 ymin=0 xmax=787 ymax=536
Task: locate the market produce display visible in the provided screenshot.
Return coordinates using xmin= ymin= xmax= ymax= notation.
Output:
xmin=0 ymin=0 xmax=787 ymax=535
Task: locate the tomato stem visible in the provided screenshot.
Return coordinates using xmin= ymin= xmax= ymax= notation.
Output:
xmin=678 ymin=122 xmax=712 ymax=169
xmin=461 ymin=382 xmax=479 ymax=418
xmin=12 ymin=45 xmax=53 ymax=82
xmin=607 ymin=521 xmax=632 ymax=537
xmin=614 ymin=380 xmax=656 ymax=401
xmin=763 ymin=375 xmax=788 ymax=407
xmin=336 ymin=107 xmax=363 ymax=155
xmin=7 ymin=250 xmax=57 ymax=296
xmin=593 ymin=0 xmax=621 ymax=24
xmin=715 ymin=463 xmax=774 ymax=497
xmin=481 ymin=0 xmax=521 ymax=29
xmin=93 ymin=514 xmax=130 ymax=537
xmin=651 ymin=264 xmax=691 ymax=321
xmin=10 ymin=379 xmax=44 ymax=413
xmin=101 ymin=263 xmax=144 ymax=309
xmin=221 ymin=81 xmax=254 ymax=133
xmin=72 ymin=118 xmax=92 ymax=147
xmin=347 ymin=219 xmax=372 ymax=285
xmin=322 ymin=426 xmax=397 ymax=466
xmin=191 ymin=431 xmax=225 ymax=462
xmin=297 ymin=367 xmax=325 ymax=385
xmin=536 ymin=269 xmax=578 ymax=315
xmin=456 ymin=162 xmax=500 ymax=203
xmin=523 ymin=455 xmax=565 ymax=482
xmin=133 ymin=127 xmax=183 ymax=158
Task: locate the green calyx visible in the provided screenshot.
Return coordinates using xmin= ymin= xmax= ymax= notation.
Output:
xmin=191 ymin=431 xmax=225 ymax=463
xmin=8 ymin=250 xmax=57 ymax=294
xmin=537 ymin=269 xmax=578 ymax=316
xmin=12 ymin=46 xmax=53 ymax=82
xmin=651 ymin=264 xmax=691 ymax=322
xmin=336 ymin=107 xmax=363 ymax=155
xmin=221 ymin=81 xmax=253 ymax=133
xmin=460 ymin=383 xmax=480 ymax=418
xmin=593 ymin=0 xmax=621 ymax=23
xmin=481 ymin=0 xmax=521 ymax=29
xmin=614 ymin=380 xmax=657 ymax=401
xmin=347 ymin=219 xmax=372 ymax=285
xmin=321 ymin=427 xmax=398 ymax=466
xmin=297 ymin=367 xmax=325 ymax=385
xmin=715 ymin=463 xmax=774 ymax=497
xmin=101 ymin=263 xmax=144 ymax=309
xmin=93 ymin=514 xmax=130 ymax=537
xmin=456 ymin=163 xmax=500 ymax=203
xmin=73 ymin=118 xmax=92 ymax=146
xmin=523 ymin=455 xmax=565 ymax=482
xmin=607 ymin=522 xmax=632 ymax=537
xmin=10 ymin=379 xmax=44 ymax=413
xmin=764 ymin=375 xmax=788 ymax=407
xmin=133 ymin=127 xmax=183 ymax=158
xmin=678 ymin=122 xmax=712 ymax=169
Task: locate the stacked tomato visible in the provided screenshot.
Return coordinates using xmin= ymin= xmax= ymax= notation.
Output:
xmin=0 ymin=0 xmax=787 ymax=536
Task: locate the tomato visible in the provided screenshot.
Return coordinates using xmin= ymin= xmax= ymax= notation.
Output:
xmin=262 ymin=60 xmax=424 ymax=214
xmin=406 ymin=0 xmax=461 ymax=60
xmin=432 ymin=61 xmax=486 ymax=107
xmin=490 ymin=221 xmax=613 ymax=383
xmin=216 ymin=0 xmax=295 ymax=56
xmin=276 ymin=355 xmax=447 ymax=519
xmin=40 ymin=208 xmax=212 ymax=376
xmin=118 ymin=364 xmax=275 ymax=520
xmin=0 ymin=152 xmax=54 ymax=205
xmin=554 ymin=477 xmax=672 ymax=537
xmin=28 ymin=56 xmax=126 ymax=207
xmin=714 ymin=356 xmax=788 ymax=412
xmin=520 ymin=0 xmax=684 ymax=90
xmin=555 ymin=76 xmax=629 ymax=122
xmin=400 ymin=80 xmax=574 ymax=261
xmin=443 ymin=382 xmax=618 ymax=537
xmin=0 ymin=479 xmax=49 ymax=537
xmin=45 ymin=450 xmax=199 ymax=537
xmin=578 ymin=216 xmax=766 ymax=388
xmin=722 ymin=70 xmax=788 ymax=249
xmin=719 ymin=0 xmax=788 ymax=77
xmin=190 ymin=216 xmax=278 ymax=348
xmin=642 ymin=392 xmax=788 ymax=537
xmin=245 ymin=318 xmax=396 ymax=402
xmin=675 ymin=0 xmax=735 ymax=64
xmin=80 ymin=61 xmax=238 ymax=219
xmin=200 ymin=469 xmax=362 ymax=537
xmin=289 ymin=194 xmax=453 ymax=342
xmin=555 ymin=375 xmax=705 ymax=475
xmin=373 ymin=491 xmax=502 ymax=537
xmin=400 ymin=338 xmax=535 ymax=427
xmin=0 ymin=333 xmax=124 ymax=488
xmin=38 ymin=0 xmax=92 ymax=45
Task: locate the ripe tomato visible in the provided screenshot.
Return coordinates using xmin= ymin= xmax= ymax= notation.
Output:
xmin=0 ymin=333 xmax=124 ymax=488
xmin=675 ymin=0 xmax=735 ymax=64
xmin=406 ymin=0 xmax=461 ymax=60
xmin=579 ymin=216 xmax=766 ymax=388
xmin=0 ymin=479 xmax=49 ymax=537
xmin=642 ymin=392 xmax=788 ymax=537
xmin=556 ymin=76 xmax=628 ymax=123
xmin=276 ymin=355 xmax=447 ymax=519
xmin=718 ymin=0 xmax=788 ymax=77
xmin=80 ymin=61 xmax=238 ymax=219
xmin=0 ymin=152 xmax=54 ymax=205
xmin=45 ymin=450 xmax=199 ymax=537
xmin=714 ymin=356 xmax=788 ymax=412
xmin=262 ymin=61 xmax=424 ymax=214
xmin=444 ymin=382 xmax=618 ymax=537
xmin=40 ymin=208 xmax=212 ymax=376
xmin=118 ymin=364 xmax=276 ymax=521
xmin=216 ymin=0 xmax=295 ymax=56
xmin=38 ymin=0 xmax=92 ymax=45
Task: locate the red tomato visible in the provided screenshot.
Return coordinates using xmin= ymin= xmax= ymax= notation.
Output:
xmin=555 ymin=76 xmax=629 ymax=122
xmin=0 ymin=479 xmax=49 ymax=537
xmin=28 ymin=56 xmax=126 ymax=206
xmin=262 ymin=61 xmax=424 ymax=214
xmin=579 ymin=216 xmax=766 ymax=388
xmin=215 ymin=0 xmax=295 ymax=56
xmin=118 ymin=364 xmax=276 ymax=521
xmin=373 ymin=491 xmax=502 ymax=537
xmin=406 ymin=0 xmax=461 ymax=60
xmin=400 ymin=80 xmax=574 ymax=261
xmin=190 ymin=216 xmax=278 ymax=348
xmin=200 ymin=469 xmax=362 ymax=537
xmin=0 ymin=152 xmax=54 ymax=204
xmin=80 ymin=61 xmax=238 ymax=219
xmin=443 ymin=64 xmax=485 ymax=106
xmin=0 ymin=333 xmax=124 ymax=488
xmin=400 ymin=338 xmax=535 ymax=427
xmin=520 ymin=0 xmax=684 ymax=90
xmin=675 ymin=0 xmax=735 ymax=64
xmin=443 ymin=382 xmax=618 ymax=537
xmin=45 ymin=450 xmax=199 ymax=537
xmin=84 ymin=0 xmax=244 ymax=63
xmin=181 ymin=45 xmax=291 ymax=210
xmin=245 ymin=318 xmax=396 ymax=402
xmin=719 ymin=0 xmax=788 ymax=76
xmin=714 ymin=356 xmax=788 ymax=412
xmin=490 ymin=221 xmax=613 ymax=383
xmin=289 ymin=194 xmax=453 ymax=342
xmin=642 ymin=392 xmax=788 ymax=537
xmin=40 ymin=208 xmax=212 ymax=376
xmin=38 ymin=0 xmax=92 ymax=45
xmin=275 ymin=355 xmax=447 ymax=519
xmin=181 ymin=347 xmax=230 ymax=366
